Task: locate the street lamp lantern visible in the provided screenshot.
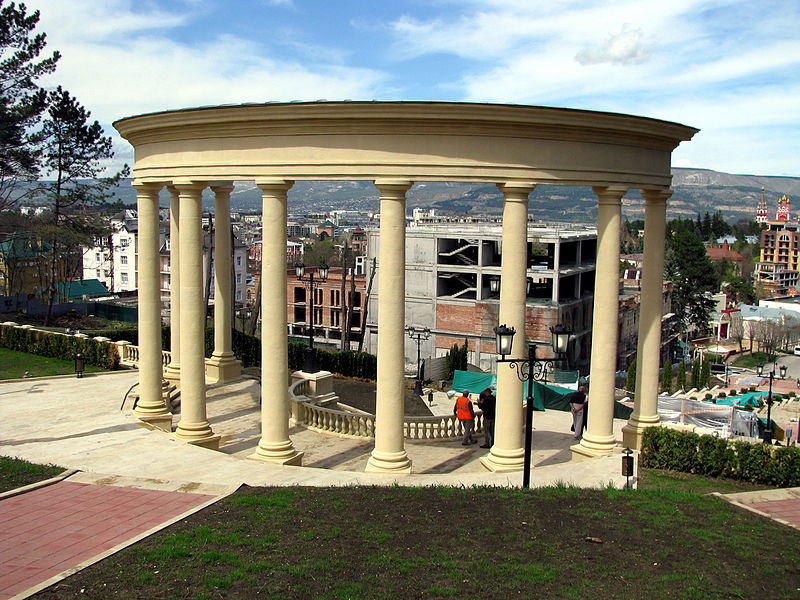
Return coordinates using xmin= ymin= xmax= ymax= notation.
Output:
xmin=550 ymin=323 xmax=572 ymax=355
xmin=294 ymin=262 xmax=331 ymax=373
xmin=488 ymin=276 xmax=500 ymax=294
xmin=493 ymin=324 xmax=515 ymax=358
xmin=406 ymin=326 xmax=431 ymax=396
xmin=317 ymin=263 xmax=329 ymax=281
xmin=493 ymin=323 xmax=572 ymax=488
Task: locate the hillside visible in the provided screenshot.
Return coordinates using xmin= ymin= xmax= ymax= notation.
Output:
xmin=25 ymin=168 xmax=800 ymax=224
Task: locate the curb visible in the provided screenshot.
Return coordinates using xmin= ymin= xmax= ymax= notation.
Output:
xmin=0 ymin=469 xmax=79 ymax=501
xmin=11 ymin=481 xmax=242 ymax=599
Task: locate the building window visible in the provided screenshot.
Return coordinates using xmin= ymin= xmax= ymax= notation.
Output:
xmin=120 ymin=273 xmax=129 ymax=284
xmin=236 ymin=273 xmax=242 ymax=284
xmin=95 ymin=252 xmax=100 ymax=262
xmin=315 ymin=288 xmax=324 ymax=305
xmin=95 ymin=269 xmax=101 ymax=278
xmin=330 ymin=289 xmax=340 ymax=306
xmin=120 ymin=238 xmax=129 ymax=247
xmin=352 ymin=291 xmax=362 ymax=305
xmin=120 ymin=255 xmax=128 ymax=265
xmin=331 ymin=309 xmax=341 ymax=327
xmin=314 ymin=307 xmax=323 ymax=325
xmin=236 ymin=255 xmax=242 ymax=267
xmin=294 ymin=287 xmax=306 ymax=302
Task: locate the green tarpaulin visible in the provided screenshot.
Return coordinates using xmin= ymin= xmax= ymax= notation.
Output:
xmin=717 ymin=391 xmax=780 ymax=407
xmin=450 ymin=370 xmax=633 ymax=418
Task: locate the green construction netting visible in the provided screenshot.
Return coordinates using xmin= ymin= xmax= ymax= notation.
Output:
xmin=450 ymin=370 xmax=632 ymax=418
xmin=716 ymin=391 xmax=781 ymax=407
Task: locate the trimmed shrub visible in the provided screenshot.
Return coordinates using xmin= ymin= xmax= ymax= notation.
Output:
xmin=0 ymin=324 xmax=120 ymax=370
xmin=641 ymin=426 xmax=800 ymax=487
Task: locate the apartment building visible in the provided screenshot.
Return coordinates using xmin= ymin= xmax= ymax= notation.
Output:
xmin=363 ymin=223 xmax=597 ymax=372
xmin=82 ymin=210 xmax=142 ymax=293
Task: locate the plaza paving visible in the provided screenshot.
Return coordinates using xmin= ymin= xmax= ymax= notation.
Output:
xmin=0 ymin=370 xmax=797 ymax=598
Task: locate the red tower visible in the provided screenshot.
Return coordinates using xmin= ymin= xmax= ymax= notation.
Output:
xmin=777 ymin=194 xmax=791 ymax=222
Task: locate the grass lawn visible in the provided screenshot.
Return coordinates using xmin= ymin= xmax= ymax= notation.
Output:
xmin=0 ymin=347 xmax=102 ymax=380
xmin=732 ymin=351 xmax=773 ymax=370
xmin=34 ymin=472 xmax=799 ymax=600
xmin=0 ymin=456 xmax=64 ymax=493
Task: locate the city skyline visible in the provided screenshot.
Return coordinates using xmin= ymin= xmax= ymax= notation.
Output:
xmin=23 ymin=0 xmax=800 ymax=177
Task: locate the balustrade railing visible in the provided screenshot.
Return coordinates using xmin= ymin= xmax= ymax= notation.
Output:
xmin=118 ymin=343 xmax=171 ymax=368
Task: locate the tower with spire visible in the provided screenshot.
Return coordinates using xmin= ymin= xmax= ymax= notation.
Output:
xmin=756 ymin=187 xmax=768 ymax=223
xmin=777 ymin=194 xmax=791 ymax=221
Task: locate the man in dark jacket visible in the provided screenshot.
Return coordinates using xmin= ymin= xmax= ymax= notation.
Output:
xmin=477 ymin=386 xmax=496 ymax=448
xmin=567 ymin=385 xmax=587 ymax=440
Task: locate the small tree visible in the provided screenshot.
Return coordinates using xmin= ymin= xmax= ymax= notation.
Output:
xmin=626 ymin=358 xmax=637 ymax=394
xmin=700 ymin=359 xmax=711 ymax=388
xmin=690 ymin=360 xmax=701 ymax=389
xmin=661 ymin=361 xmax=673 ymax=394
xmin=676 ymin=361 xmax=686 ymax=390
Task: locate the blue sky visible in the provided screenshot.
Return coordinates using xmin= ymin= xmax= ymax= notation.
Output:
xmin=25 ymin=0 xmax=800 ymax=177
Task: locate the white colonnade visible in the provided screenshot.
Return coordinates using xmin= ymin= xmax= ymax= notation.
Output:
xmin=116 ymin=101 xmax=696 ymax=470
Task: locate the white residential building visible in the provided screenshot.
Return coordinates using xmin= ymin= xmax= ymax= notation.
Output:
xmin=82 ymin=210 xmax=143 ymax=293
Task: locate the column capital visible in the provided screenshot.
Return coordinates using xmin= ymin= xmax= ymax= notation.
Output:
xmin=132 ymin=180 xmax=163 ymax=195
xmin=592 ymin=185 xmax=628 ymax=204
xmin=209 ymin=181 xmax=235 ymax=195
xmin=170 ymin=179 xmax=208 ymax=194
xmin=641 ymin=188 xmax=673 ymax=203
xmin=374 ymin=179 xmax=413 ymax=197
xmin=497 ymin=181 xmax=536 ymax=200
xmin=255 ymin=178 xmax=294 ymax=194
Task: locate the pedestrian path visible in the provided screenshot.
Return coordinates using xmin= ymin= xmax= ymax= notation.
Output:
xmin=717 ymin=487 xmax=800 ymax=531
xmin=0 ymin=473 xmax=232 ymax=599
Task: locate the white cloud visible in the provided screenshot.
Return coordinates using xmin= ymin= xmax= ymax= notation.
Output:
xmin=575 ymin=25 xmax=650 ymax=65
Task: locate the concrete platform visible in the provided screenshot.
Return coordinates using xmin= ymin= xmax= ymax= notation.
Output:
xmin=0 ymin=371 xmax=628 ymax=489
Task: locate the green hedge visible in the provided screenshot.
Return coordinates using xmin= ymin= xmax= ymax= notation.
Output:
xmin=0 ymin=324 xmax=120 ymax=370
xmin=89 ymin=325 xmax=379 ymax=380
xmin=641 ymin=426 xmax=800 ymax=487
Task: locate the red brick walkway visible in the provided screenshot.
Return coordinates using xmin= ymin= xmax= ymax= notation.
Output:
xmin=0 ymin=481 xmax=215 ymax=599
xmin=748 ymin=498 xmax=800 ymax=529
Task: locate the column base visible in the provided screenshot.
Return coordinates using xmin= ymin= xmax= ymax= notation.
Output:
xmin=135 ymin=413 xmax=173 ymax=433
xmin=291 ymin=370 xmax=338 ymax=405
xmin=174 ymin=422 xmax=220 ymax=450
xmin=164 ymin=364 xmax=181 ymax=383
xmin=480 ymin=446 xmax=525 ymax=472
xmin=205 ymin=355 xmax=241 ymax=384
xmin=365 ymin=450 xmax=412 ymax=474
xmin=249 ymin=441 xmax=304 ymax=466
xmin=621 ymin=417 xmax=660 ymax=451
xmin=570 ymin=434 xmax=617 ymax=461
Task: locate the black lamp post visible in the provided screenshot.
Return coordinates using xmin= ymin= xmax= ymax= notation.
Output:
xmin=406 ymin=326 xmax=431 ymax=396
xmin=295 ymin=262 xmax=329 ymax=373
xmin=757 ymin=362 xmax=787 ymax=444
xmin=74 ymin=352 xmax=85 ymax=378
xmin=494 ymin=323 xmax=572 ymax=488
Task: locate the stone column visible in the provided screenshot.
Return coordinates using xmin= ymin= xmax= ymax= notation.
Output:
xmin=572 ymin=186 xmax=627 ymax=459
xmin=132 ymin=181 xmax=172 ymax=432
xmin=206 ymin=183 xmax=241 ymax=383
xmin=366 ymin=179 xmax=414 ymax=474
xmin=623 ymin=189 xmax=672 ymax=449
xmin=250 ymin=179 xmax=303 ymax=465
xmin=164 ymin=185 xmax=181 ymax=383
xmin=173 ymin=180 xmax=220 ymax=449
xmin=481 ymin=182 xmax=535 ymax=472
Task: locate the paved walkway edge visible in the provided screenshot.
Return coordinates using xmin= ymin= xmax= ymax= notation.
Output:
xmin=11 ymin=482 xmax=242 ymax=600
xmin=712 ymin=488 xmax=800 ymax=532
xmin=0 ymin=470 xmax=80 ymax=501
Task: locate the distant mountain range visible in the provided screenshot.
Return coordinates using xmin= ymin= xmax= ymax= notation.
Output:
xmin=38 ymin=168 xmax=800 ymax=224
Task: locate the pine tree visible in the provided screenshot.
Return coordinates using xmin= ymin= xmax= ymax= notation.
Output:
xmin=665 ymin=229 xmax=717 ymax=334
xmin=661 ymin=361 xmax=673 ymax=394
xmin=626 ymin=358 xmax=637 ymax=394
xmin=700 ymin=359 xmax=711 ymax=388
xmin=0 ymin=0 xmax=60 ymax=210
xmin=676 ymin=361 xmax=686 ymax=390
xmin=691 ymin=360 xmax=701 ymax=389
xmin=38 ymin=86 xmax=127 ymax=322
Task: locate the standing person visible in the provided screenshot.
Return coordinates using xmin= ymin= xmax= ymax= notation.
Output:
xmin=454 ymin=389 xmax=476 ymax=445
xmin=566 ymin=385 xmax=587 ymax=440
xmin=477 ymin=386 xmax=496 ymax=448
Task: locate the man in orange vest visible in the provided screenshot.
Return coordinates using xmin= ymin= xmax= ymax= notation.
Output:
xmin=454 ymin=389 xmax=477 ymax=445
